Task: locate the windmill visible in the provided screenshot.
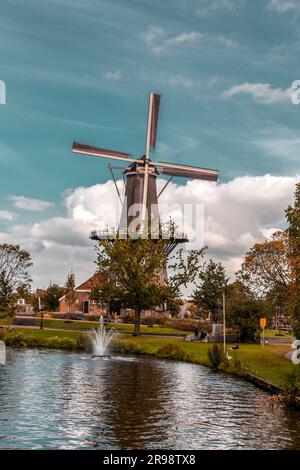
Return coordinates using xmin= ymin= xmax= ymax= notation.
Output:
xmin=72 ymin=92 xmax=219 ymax=253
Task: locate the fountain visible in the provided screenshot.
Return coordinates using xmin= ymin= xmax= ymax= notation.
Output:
xmin=90 ymin=315 xmax=116 ymax=358
xmin=0 ymin=340 xmax=6 ymax=365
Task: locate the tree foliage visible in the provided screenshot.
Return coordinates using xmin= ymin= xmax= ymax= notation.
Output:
xmin=43 ymin=284 xmax=65 ymax=312
xmin=226 ymin=282 xmax=267 ymax=342
xmin=237 ymin=231 xmax=292 ymax=300
xmin=192 ymin=260 xmax=229 ymax=321
xmin=92 ymin=236 xmax=205 ymax=335
xmin=285 ymin=183 xmax=300 ymax=317
xmin=64 ymin=273 xmax=76 ymax=315
xmin=0 ymin=243 xmax=32 ymax=314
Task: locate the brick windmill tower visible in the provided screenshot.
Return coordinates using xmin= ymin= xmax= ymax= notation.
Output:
xmin=72 ymin=92 xmax=219 ymax=255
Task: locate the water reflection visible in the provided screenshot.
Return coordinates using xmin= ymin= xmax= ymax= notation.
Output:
xmin=0 ymin=349 xmax=299 ymax=449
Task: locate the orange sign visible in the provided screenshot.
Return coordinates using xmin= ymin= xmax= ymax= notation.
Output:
xmin=260 ymin=318 xmax=267 ymax=328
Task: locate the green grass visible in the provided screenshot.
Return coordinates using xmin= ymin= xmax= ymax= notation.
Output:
xmin=6 ymin=317 xmax=188 ymax=336
xmin=263 ymin=329 xmax=293 ymax=338
xmin=12 ymin=327 xmax=81 ymax=340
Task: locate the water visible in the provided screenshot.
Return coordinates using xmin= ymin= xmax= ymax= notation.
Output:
xmin=0 ymin=348 xmax=299 ymax=449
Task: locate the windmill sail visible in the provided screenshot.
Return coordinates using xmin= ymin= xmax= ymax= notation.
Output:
xmin=153 ymin=161 xmax=219 ymax=181
xmin=72 ymin=92 xmax=220 ymax=243
xmin=72 ymin=142 xmax=138 ymax=163
xmin=149 ymin=93 xmax=161 ymax=150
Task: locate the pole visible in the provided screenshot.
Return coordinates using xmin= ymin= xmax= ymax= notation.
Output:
xmin=223 ymin=292 xmax=226 ymax=356
xmin=40 ymin=307 xmax=44 ymax=330
xmin=262 ymin=326 xmax=265 ymax=347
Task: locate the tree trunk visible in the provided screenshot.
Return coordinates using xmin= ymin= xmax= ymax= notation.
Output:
xmin=133 ymin=307 xmax=141 ymax=336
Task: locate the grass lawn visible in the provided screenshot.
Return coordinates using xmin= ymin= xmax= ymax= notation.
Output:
xmin=14 ymin=327 xmax=81 ymax=340
xmin=264 ymin=329 xmax=293 ymax=338
xmin=7 ymin=317 xmax=189 ymax=336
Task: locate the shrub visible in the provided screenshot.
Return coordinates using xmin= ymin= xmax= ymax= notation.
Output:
xmin=77 ymin=332 xmax=92 ymax=352
xmin=156 ymin=343 xmax=195 ymax=362
xmin=284 ymin=370 xmax=300 ymax=402
xmin=4 ymin=332 xmax=77 ymax=350
xmin=111 ymin=339 xmax=144 ymax=355
xmin=292 ymin=322 xmax=300 ymax=340
xmin=208 ymin=344 xmax=225 ymax=371
xmin=5 ymin=332 xmax=27 ymax=348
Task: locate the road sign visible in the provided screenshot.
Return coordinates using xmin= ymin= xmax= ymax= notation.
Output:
xmin=260 ymin=318 xmax=267 ymax=328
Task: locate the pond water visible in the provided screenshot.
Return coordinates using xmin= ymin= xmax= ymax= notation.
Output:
xmin=0 ymin=348 xmax=299 ymax=449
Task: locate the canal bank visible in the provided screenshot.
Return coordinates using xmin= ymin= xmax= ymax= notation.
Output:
xmin=1 ymin=326 xmax=300 ymax=406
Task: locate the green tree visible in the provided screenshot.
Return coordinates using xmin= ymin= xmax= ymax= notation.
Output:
xmin=93 ymin=236 xmax=205 ymax=335
xmin=192 ymin=260 xmax=229 ymax=321
xmin=64 ymin=273 xmax=76 ymax=317
xmin=43 ymin=283 xmax=65 ymax=312
xmin=285 ymin=183 xmax=300 ymax=318
xmin=226 ymin=282 xmax=266 ymax=342
xmin=0 ymin=243 xmax=32 ymax=317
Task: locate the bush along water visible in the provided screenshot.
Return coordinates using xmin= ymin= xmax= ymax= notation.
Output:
xmin=4 ymin=331 xmax=78 ymax=351
xmin=208 ymin=344 xmax=227 ymax=371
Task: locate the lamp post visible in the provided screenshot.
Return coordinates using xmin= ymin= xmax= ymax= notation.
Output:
xmin=39 ymin=304 xmax=45 ymax=330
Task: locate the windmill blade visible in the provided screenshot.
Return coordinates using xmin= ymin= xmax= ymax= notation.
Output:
xmin=72 ymin=141 xmax=139 ymax=163
xmin=152 ymin=161 xmax=219 ymax=181
xmin=146 ymin=92 xmax=161 ymax=152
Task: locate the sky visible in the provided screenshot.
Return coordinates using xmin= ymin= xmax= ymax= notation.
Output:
xmin=0 ymin=0 xmax=300 ymax=289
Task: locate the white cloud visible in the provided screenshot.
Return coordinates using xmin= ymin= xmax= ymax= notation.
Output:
xmin=268 ymin=0 xmax=299 ymax=13
xmin=102 ymin=70 xmax=122 ymax=81
xmin=7 ymin=196 xmax=54 ymax=212
xmin=221 ymin=82 xmax=293 ymax=104
xmin=141 ymin=26 xmax=202 ymax=55
xmin=0 ymin=174 xmax=297 ymax=289
xmin=0 ymin=210 xmax=16 ymax=221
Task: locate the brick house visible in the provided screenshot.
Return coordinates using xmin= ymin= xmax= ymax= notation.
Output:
xmin=59 ymin=273 xmax=108 ymax=317
xmin=58 ymin=271 xmax=172 ymax=320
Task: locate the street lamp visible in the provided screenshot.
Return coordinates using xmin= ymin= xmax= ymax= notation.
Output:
xmin=39 ymin=304 xmax=45 ymax=330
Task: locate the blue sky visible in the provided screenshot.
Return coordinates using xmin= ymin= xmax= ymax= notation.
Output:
xmin=0 ymin=0 xmax=300 ymax=287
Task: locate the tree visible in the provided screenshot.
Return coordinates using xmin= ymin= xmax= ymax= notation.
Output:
xmin=237 ymin=231 xmax=292 ymax=302
xmin=64 ymin=273 xmax=76 ymax=317
xmin=285 ymin=183 xmax=300 ymax=318
xmin=93 ymin=236 xmax=205 ymax=336
xmin=226 ymin=282 xmax=267 ymax=342
xmin=43 ymin=283 xmax=65 ymax=312
xmin=192 ymin=260 xmax=229 ymax=321
xmin=0 ymin=243 xmax=32 ymax=316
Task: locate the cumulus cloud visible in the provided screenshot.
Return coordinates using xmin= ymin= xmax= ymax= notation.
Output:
xmin=7 ymin=195 xmax=54 ymax=212
xmin=0 ymin=174 xmax=297 ymax=289
xmin=222 ymin=82 xmax=293 ymax=104
xmin=0 ymin=210 xmax=16 ymax=221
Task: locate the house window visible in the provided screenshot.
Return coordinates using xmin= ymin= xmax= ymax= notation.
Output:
xmin=75 ymin=299 xmax=79 ymax=304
